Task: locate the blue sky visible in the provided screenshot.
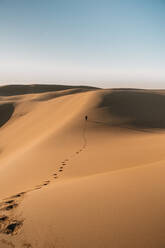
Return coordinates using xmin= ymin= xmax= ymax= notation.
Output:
xmin=0 ymin=0 xmax=165 ymax=88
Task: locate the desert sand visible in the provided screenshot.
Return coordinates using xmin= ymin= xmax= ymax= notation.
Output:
xmin=0 ymin=85 xmax=165 ymax=247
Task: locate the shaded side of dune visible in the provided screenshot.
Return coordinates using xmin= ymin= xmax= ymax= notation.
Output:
xmin=0 ymin=84 xmax=99 ymax=96
xmin=0 ymin=103 xmax=14 ymax=128
xmin=98 ymin=89 xmax=165 ymax=129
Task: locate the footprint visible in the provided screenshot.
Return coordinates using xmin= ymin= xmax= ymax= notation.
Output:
xmin=59 ymin=169 xmax=63 ymax=172
xmin=43 ymin=183 xmax=49 ymax=186
xmin=0 ymin=216 xmax=8 ymax=222
xmin=4 ymin=221 xmax=23 ymax=235
xmin=12 ymin=192 xmax=25 ymax=199
xmin=5 ymin=200 xmax=14 ymax=205
xmin=2 ymin=203 xmax=18 ymax=211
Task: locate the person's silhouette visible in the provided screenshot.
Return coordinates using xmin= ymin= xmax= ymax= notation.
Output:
xmin=85 ymin=115 xmax=88 ymax=121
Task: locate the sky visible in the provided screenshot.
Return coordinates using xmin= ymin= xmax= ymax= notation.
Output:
xmin=0 ymin=0 xmax=165 ymax=88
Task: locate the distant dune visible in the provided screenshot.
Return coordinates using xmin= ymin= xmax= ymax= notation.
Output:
xmin=0 ymin=84 xmax=99 ymax=96
xmin=0 ymin=85 xmax=165 ymax=247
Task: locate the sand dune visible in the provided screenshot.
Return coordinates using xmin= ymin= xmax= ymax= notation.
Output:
xmin=0 ymin=84 xmax=99 ymax=96
xmin=0 ymin=85 xmax=165 ymax=247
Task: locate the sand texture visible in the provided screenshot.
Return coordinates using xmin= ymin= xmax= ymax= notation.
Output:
xmin=0 ymin=85 xmax=165 ymax=247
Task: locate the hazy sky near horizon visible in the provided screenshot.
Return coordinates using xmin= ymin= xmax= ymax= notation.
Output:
xmin=0 ymin=0 xmax=165 ymax=88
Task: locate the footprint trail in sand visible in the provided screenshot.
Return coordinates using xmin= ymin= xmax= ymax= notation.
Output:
xmin=0 ymin=121 xmax=88 ymax=242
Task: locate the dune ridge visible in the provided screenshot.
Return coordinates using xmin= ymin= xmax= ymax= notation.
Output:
xmin=0 ymin=85 xmax=165 ymax=247
xmin=0 ymin=84 xmax=99 ymax=96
